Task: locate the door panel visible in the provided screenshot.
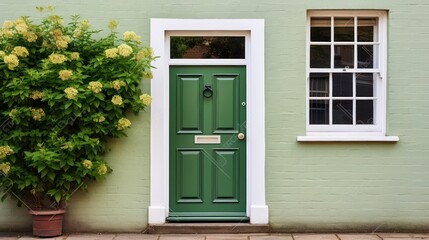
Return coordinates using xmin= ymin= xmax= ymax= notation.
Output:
xmin=213 ymin=149 xmax=240 ymax=203
xmin=169 ymin=66 xmax=247 ymax=221
xmin=176 ymin=150 xmax=203 ymax=203
xmin=214 ymin=75 xmax=239 ymax=133
xmin=177 ymin=75 xmax=203 ymax=133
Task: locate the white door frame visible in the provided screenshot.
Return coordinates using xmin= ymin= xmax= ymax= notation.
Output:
xmin=149 ymin=19 xmax=268 ymax=224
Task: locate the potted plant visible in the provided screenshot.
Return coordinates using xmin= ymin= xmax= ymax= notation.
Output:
xmin=0 ymin=6 xmax=154 ymax=237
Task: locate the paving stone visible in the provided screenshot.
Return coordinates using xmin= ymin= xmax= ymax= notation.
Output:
xmin=0 ymin=233 xmax=22 ymax=240
xmin=113 ymin=234 xmax=159 ymax=240
xmin=413 ymin=234 xmax=429 ymax=238
xmin=249 ymin=235 xmax=294 ymax=240
xmin=293 ymin=234 xmax=339 ymax=240
xmin=377 ymin=233 xmax=416 ymax=238
xmin=206 ymin=234 xmax=250 ymax=240
xmin=337 ymin=234 xmax=381 ymax=240
xmin=0 ymin=236 xmax=19 ymax=240
xmin=382 ymin=238 xmax=424 ymax=240
xmin=377 ymin=233 xmax=429 ymax=238
xmin=65 ymin=233 xmax=116 ymax=240
xmin=158 ymin=234 xmax=204 ymax=240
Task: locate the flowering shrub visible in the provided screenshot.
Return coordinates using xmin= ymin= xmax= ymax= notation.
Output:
xmin=0 ymin=8 xmax=154 ymax=209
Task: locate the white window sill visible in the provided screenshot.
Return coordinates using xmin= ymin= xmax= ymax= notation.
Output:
xmin=297 ymin=135 xmax=399 ymax=142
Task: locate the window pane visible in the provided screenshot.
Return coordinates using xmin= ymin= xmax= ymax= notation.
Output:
xmin=170 ymin=36 xmax=245 ymax=59
xmin=310 ymin=73 xmax=329 ymax=97
xmin=333 ymin=100 xmax=353 ymax=124
xmin=356 ymin=100 xmax=374 ymax=125
xmin=311 ymin=17 xmax=331 ymax=42
xmin=356 ymin=73 xmax=374 ymax=97
xmin=358 ymin=18 xmax=377 ymax=42
xmin=334 ymin=45 xmax=354 ymax=68
xmin=310 ymin=100 xmax=329 ymax=124
xmin=358 ymin=45 xmax=376 ymax=68
xmin=310 ymin=45 xmax=331 ymax=68
xmin=334 ymin=17 xmax=354 ymax=42
xmin=333 ymin=73 xmax=353 ymax=97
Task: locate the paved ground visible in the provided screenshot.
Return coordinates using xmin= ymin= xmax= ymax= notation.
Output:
xmin=1 ymin=233 xmax=429 ymax=240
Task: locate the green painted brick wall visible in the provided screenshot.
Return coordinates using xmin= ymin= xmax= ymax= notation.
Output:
xmin=1 ymin=0 xmax=429 ymax=232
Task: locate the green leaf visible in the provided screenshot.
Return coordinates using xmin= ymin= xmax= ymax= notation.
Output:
xmin=95 ymin=93 xmax=105 ymax=100
xmin=65 ymin=108 xmax=72 ymax=115
xmin=93 ymin=100 xmax=100 ymax=108
xmin=47 ymin=189 xmax=57 ymax=196
xmin=67 ymin=159 xmax=74 ymax=166
xmin=54 ymin=192 xmax=61 ymax=203
xmin=75 ymin=101 xmax=82 ymax=108
xmin=37 ymin=165 xmax=46 ymax=173
xmin=48 ymin=172 xmax=55 ymax=182
xmin=73 ymin=109 xmax=81 ymax=117
xmin=1 ymin=193 xmax=8 ymax=202
xmin=65 ymin=101 xmax=73 ymax=109
xmin=41 ymin=169 xmax=48 ymax=178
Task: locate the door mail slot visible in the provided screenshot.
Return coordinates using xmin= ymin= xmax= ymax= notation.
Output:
xmin=194 ymin=135 xmax=221 ymax=144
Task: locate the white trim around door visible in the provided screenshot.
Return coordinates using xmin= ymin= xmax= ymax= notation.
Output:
xmin=149 ymin=19 xmax=268 ymax=224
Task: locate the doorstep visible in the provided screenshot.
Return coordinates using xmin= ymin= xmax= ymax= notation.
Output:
xmin=147 ymin=223 xmax=271 ymax=234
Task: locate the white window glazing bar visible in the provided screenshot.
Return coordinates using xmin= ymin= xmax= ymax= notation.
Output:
xmin=330 ymin=16 xmax=334 ymax=69
xmin=310 ymin=97 xmax=377 ymax=100
xmin=308 ymin=69 xmax=381 ymax=73
xmin=310 ymin=42 xmax=380 ymax=45
xmin=329 ymin=72 xmax=333 ymax=125
xmin=352 ymin=73 xmax=356 ymax=126
xmin=354 ymin=16 xmax=358 ymax=71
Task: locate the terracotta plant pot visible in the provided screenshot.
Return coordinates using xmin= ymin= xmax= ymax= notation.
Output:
xmin=29 ymin=210 xmax=66 ymax=237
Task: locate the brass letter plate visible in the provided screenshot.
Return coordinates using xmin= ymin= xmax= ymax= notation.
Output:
xmin=194 ymin=135 xmax=221 ymax=144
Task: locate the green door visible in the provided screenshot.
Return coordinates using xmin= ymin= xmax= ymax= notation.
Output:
xmin=169 ymin=66 xmax=247 ymax=221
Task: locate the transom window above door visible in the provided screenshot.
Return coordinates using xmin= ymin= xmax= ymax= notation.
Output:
xmin=170 ymin=36 xmax=245 ymax=59
xmin=306 ymin=11 xmax=388 ymax=136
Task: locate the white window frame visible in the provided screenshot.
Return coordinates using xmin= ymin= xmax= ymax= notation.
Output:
xmin=298 ymin=10 xmax=398 ymax=142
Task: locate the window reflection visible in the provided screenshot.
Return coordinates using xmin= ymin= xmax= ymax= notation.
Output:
xmin=333 ymin=73 xmax=353 ymax=97
xmin=310 ymin=45 xmax=331 ymax=68
xmin=356 ymin=100 xmax=374 ymax=124
xmin=311 ymin=18 xmax=331 ymax=42
xmin=170 ymin=36 xmax=245 ymax=59
xmin=356 ymin=73 xmax=374 ymax=97
xmin=358 ymin=45 xmax=375 ymax=68
xmin=333 ymin=100 xmax=353 ymax=124
xmin=334 ymin=45 xmax=354 ymax=68
xmin=310 ymin=100 xmax=329 ymax=124
xmin=358 ymin=18 xmax=377 ymax=42
xmin=310 ymin=73 xmax=329 ymax=97
xmin=334 ymin=17 xmax=354 ymax=42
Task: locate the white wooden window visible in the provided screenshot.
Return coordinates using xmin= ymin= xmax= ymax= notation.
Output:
xmin=305 ymin=11 xmax=389 ymax=138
